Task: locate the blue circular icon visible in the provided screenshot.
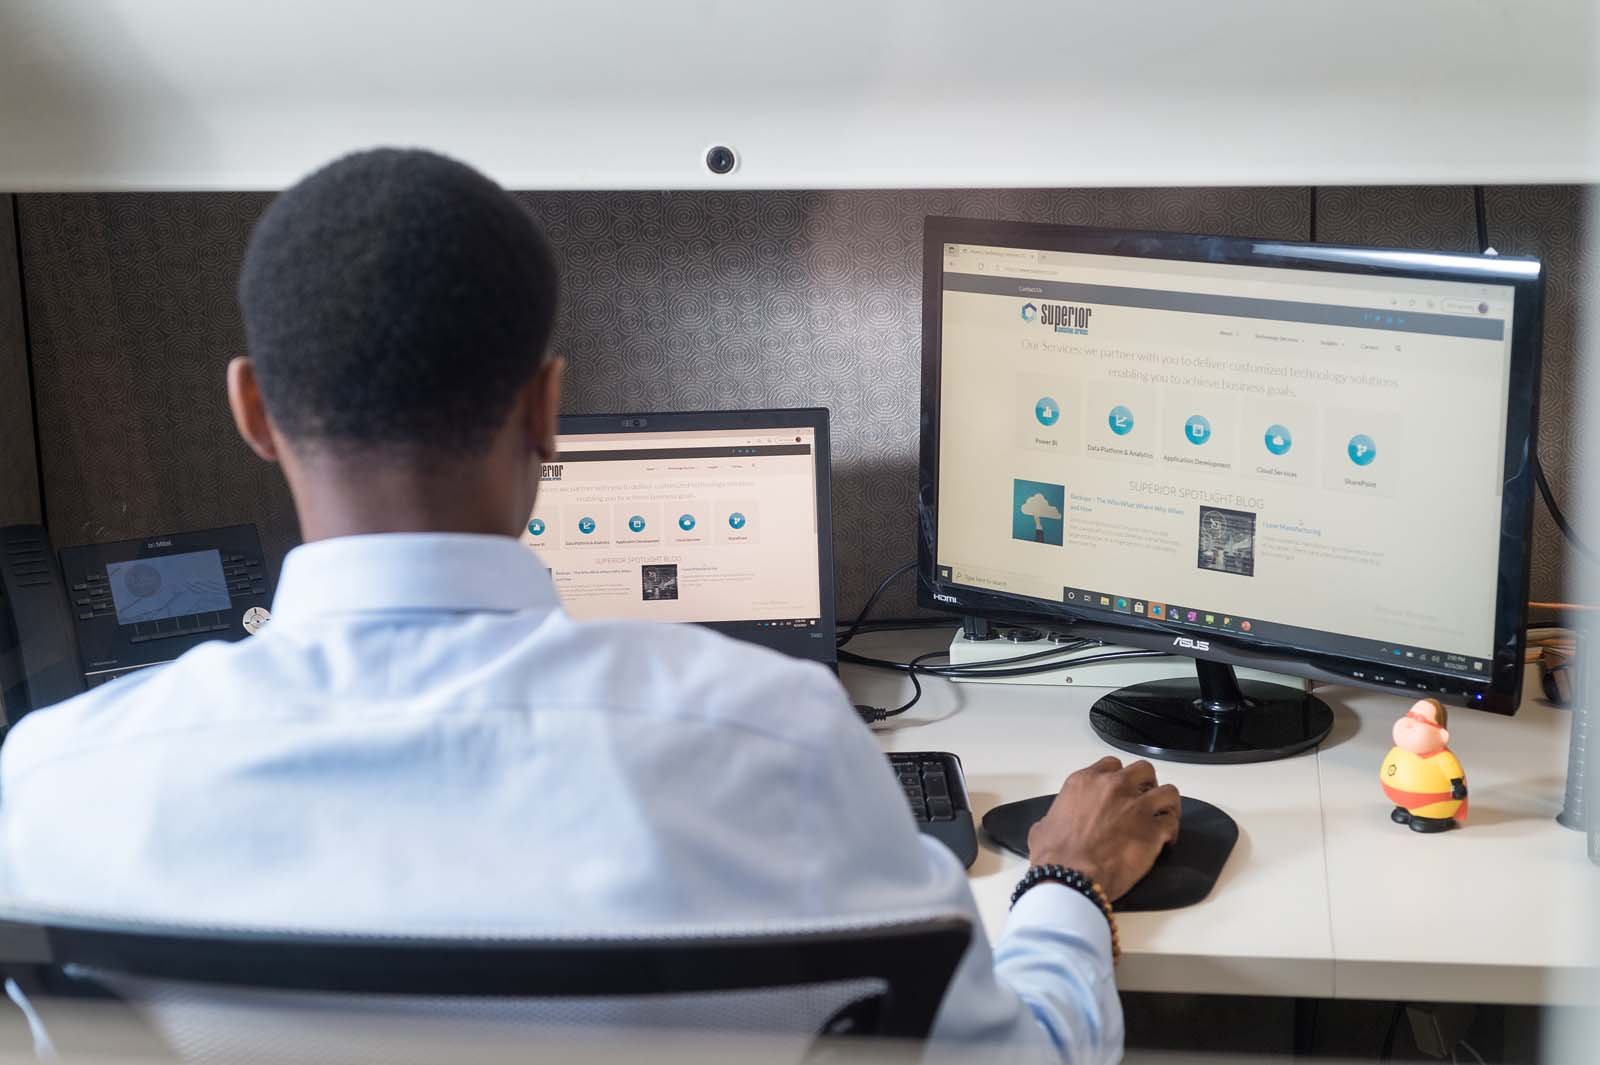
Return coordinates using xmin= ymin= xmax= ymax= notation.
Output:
xmin=1264 ymin=424 xmax=1292 ymax=456
xmin=527 ymin=518 xmax=545 ymax=537
xmin=1108 ymin=405 xmax=1134 ymax=436
xmin=1034 ymin=396 xmax=1061 ymax=427
xmin=728 ymin=511 xmax=747 ymax=530
xmin=678 ymin=513 xmax=696 ymax=532
xmin=1185 ymin=414 xmax=1212 ymax=446
xmin=577 ymin=516 xmax=597 ymax=535
xmin=1348 ymin=434 xmax=1377 ymax=466
xmin=628 ymin=515 xmax=646 ymax=533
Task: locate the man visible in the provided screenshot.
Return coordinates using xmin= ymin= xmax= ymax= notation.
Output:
xmin=0 ymin=150 xmax=1179 ymax=1062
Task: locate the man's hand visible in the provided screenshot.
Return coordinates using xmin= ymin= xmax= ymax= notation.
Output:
xmin=1026 ymin=756 xmax=1181 ymax=901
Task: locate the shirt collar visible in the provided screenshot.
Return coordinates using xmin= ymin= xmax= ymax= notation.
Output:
xmin=271 ymin=533 xmax=557 ymax=624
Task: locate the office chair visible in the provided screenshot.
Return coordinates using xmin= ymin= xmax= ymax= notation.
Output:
xmin=2 ymin=911 xmax=972 ymax=1064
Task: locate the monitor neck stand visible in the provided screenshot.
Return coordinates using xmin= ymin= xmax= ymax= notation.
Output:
xmin=1089 ymin=657 xmax=1334 ymax=765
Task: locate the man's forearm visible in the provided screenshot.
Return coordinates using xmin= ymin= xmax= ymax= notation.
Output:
xmin=991 ymin=884 xmax=1123 ymax=1065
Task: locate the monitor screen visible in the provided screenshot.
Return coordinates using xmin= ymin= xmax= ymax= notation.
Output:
xmin=921 ymin=220 xmax=1542 ymax=712
xmin=523 ymin=411 xmax=835 ymax=663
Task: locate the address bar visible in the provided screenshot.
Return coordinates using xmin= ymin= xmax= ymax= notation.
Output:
xmin=951 ymin=257 xmax=1484 ymax=315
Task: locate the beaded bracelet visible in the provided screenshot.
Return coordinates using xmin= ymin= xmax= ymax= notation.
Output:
xmin=1010 ymin=864 xmax=1120 ymax=961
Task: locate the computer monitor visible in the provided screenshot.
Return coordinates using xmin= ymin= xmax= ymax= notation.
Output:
xmin=523 ymin=408 xmax=836 ymax=666
xmin=918 ymin=217 xmax=1544 ymax=763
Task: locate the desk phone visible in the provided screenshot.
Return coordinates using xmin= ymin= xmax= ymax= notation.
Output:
xmin=0 ymin=523 xmax=273 ymax=726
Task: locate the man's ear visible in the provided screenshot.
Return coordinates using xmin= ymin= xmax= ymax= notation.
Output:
xmin=1437 ymin=727 xmax=1451 ymax=747
xmin=525 ymin=357 xmax=565 ymax=461
xmin=227 ymin=357 xmax=280 ymax=463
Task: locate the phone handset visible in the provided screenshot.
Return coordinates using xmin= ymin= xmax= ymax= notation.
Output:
xmin=0 ymin=525 xmax=86 ymax=728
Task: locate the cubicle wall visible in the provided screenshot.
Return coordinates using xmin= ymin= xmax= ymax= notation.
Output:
xmin=1 ymin=186 xmax=1588 ymax=616
xmin=0 ymin=194 xmax=40 ymax=527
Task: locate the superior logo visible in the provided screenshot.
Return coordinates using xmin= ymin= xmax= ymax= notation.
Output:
xmin=1172 ymin=636 xmax=1210 ymax=652
xmin=540 ymin=464 xmax=564 ymax=482
xmin=1039 ymin=303 xmax=1093 ymax=334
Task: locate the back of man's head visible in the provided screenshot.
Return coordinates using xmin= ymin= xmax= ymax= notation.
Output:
xmin=238 ymin=148 xmax=559 ymax=456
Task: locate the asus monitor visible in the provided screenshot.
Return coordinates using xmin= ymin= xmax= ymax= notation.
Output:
xmin=919 ymin=217 xmax=1543 ymax=763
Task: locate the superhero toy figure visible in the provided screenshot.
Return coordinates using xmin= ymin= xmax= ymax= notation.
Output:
xmin=1381 ymin=698 xmax=1468 ymax=833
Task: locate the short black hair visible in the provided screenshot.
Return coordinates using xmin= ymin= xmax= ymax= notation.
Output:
xmin=238 ymin=148 xmax=559 ymax=453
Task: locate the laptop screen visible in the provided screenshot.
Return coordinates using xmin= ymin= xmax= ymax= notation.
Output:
xmin=522 ymin=410 xmax=836 ymax=664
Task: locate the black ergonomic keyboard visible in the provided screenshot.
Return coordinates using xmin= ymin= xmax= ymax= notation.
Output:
xmin=887 ymin=751 xmax=978 ymax=868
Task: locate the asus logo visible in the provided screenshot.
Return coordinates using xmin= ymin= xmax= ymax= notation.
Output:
xmin=146 ymin=539 xmax=172 ymax=548
xmin=1172 ymin=637 xmax=1210 ymax=652
xmin=933 ymin=593 xmax=959 ymax=605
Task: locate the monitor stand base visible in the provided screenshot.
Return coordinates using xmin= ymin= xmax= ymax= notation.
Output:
xmin=1089 ymin=659 xmax=1334 ymax=764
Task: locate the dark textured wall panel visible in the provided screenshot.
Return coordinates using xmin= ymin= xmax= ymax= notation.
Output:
xmin=18 ymin=193 xmax=299 ymax=570
xmin=1315 ymin=186 xmax=1480 ymax=252
xmin=1483 ymin=186 xmax=1590 ymax=602
xmin=0 ymin=194 xmax=41 ymax=526
xmin=1315 ymin=186 xmax=1586 ymax=601
xmin=18 ymin=187 xmax=1311 ymax=615
xmin=17 ymin=186 xmax=1582 ymax=618
xmin=516 ymin=187 xmax=1312 ymax=616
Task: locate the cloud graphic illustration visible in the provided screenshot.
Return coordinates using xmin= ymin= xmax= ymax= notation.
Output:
xmin=1020 ymin=493 xmax=1063 ymax=522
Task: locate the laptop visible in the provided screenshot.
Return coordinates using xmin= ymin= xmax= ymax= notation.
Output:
xmin=522 ymin=408 xmax=837 ymax=668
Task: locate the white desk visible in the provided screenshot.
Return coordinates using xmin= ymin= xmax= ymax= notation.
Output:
xmin=845 ymin=629 xmax=1598 ymax=1006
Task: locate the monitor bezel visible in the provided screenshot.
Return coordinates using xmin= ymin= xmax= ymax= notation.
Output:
xmin=551 ymin=407 xmax=837 ymax=668
xmin=917 ymin=216 xmax=1544 ymax=714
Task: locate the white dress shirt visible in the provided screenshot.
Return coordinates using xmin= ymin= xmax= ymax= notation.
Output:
xmin=0 ymin=534 xmax=1119 ymax=1063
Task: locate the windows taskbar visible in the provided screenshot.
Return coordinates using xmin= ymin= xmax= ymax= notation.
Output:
xmin=934 ymin=563 xmax=1492 ymax=682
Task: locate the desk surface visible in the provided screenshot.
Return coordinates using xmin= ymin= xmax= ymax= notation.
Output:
xmin=845 ymin=629 xmax=1598 ymax=1006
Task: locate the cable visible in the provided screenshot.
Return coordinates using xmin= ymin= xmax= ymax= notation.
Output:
xmin=913 ymin=639 xmax=1095 ymax=673
xmin=837 ymin=561 xmax=1079 ymax=650
xmin=1529 ymin=601 xmax=1600 ymax=613
xmin=836 ymin=616 xmax=955 ymax=639
xmin=849 ymin=646 xmax=1170 ymax=725
xmin=1456 ymin=1038 xmax=1486 ymax=1065
xmin=836 ymin=560 xmax=920 ymax=648
xmin=1533 ymin=453 xmax=1598 ymax=564
xmin=854 ymin=650 xmax=943 ymax=723
xmin=1379 ymin=1003 xmax=1405 ymax=1062
xmin=1473 ymin=185 xmax=1489 ymax=254
xmin=1470 ymin=185 xmax=1593 ymax=567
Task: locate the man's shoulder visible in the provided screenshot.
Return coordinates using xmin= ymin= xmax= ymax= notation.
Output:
xmin=536 ymin=615 xmax=853 ymax=749
xmin=1 ymin=638 xmax=254 ymax=777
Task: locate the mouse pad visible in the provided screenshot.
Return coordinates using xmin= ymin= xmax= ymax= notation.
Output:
xmin=981 ymin=795 xmax=1238 ymax=912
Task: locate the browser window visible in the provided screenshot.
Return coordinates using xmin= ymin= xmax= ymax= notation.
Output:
xmin=524 ymin=427 xmax=822 ymax=625
xmin=935 ymin=242 xmax=1516 ymax=673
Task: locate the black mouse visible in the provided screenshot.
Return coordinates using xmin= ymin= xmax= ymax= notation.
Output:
xmin=980 ymin=795 xmax=1238 ymax=912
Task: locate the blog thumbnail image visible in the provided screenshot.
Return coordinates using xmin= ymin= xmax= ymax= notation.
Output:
xmin=1197 ymin=506 xmax=1257 ymax=577
xmin=1012 ymin=479 xmax=1066 ymax=547
xmin=641 ymin=563 xmax=680 ymax=602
